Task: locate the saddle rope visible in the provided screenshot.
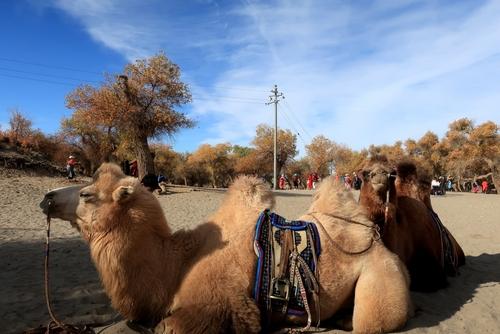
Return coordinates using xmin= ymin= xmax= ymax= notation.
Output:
xmin=43 ymin=200 xmax=95 ymax=334
xmin=306 ymin=212 xmax=380 ymax=255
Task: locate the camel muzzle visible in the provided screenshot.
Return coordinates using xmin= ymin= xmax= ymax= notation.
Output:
xmin=40 ymin=185 xmax=85 ymax=222
xmin=371 ymin=182 xmax=387 ymax=193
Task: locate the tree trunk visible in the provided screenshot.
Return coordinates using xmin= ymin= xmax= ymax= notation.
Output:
xmin=484 ymin=158 xmax=500 ymax=193
xmin=134 ymin=135 xmax=156 ymax=180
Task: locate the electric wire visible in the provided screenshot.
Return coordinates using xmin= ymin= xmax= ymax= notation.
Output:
xmin=0 ymin=72 xmax=80 ymax=86
xmin=0 ymin=56 xmax=104 ymax=75
xmin=0 ymin=72 xmax=265 ymax=104
xmin=279 ymin=106 xmax=309 ymax=147
xmin=0 ymin=66 xmax=102 ymax=84
xmin=282 ymin=100 xmax=314 ymax=141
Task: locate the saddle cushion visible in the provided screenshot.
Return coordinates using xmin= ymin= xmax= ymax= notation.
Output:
xmin=253 ymin=209 xmax=321 ymax=321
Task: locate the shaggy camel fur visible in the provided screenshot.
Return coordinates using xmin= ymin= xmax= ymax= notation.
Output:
xmin=40 ymin=164 xmax=226 ymax=326
xmin=359 ymin=156 xmax=465 ymax=292
xmin=41 ymin=163 xmax=411 ymax=333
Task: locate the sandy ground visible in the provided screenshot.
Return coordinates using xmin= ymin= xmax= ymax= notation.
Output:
xmin=1 ymin=170 xmax=499 ymax=334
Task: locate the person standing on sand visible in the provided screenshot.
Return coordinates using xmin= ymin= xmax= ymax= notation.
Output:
xmin=482 ymin=180 xmax=489 ymax=193
xmin=307 ymin=173 xmax=313 ymax=190
xmin=279 ymin=174 xmax=287 ymax=190
xmin=66 ymin=155 xmax=77 ymax=180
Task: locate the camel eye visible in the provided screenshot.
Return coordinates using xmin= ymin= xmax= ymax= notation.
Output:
xmin=79 ymin=192 xmax=94 ymax=201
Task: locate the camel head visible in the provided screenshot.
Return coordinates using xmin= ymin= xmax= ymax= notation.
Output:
xmin=40 ymin=163 xmax=168 ymax=240
xmin=360 ymin=156 xmax=396 ymax=198
xmin=40 ymin=184 xmax=86 ymax=224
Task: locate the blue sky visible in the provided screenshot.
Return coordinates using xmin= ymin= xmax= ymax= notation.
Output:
xmin=0 ymin=0 xmax=499 ymax=156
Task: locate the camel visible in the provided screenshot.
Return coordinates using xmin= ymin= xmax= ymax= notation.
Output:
xmin=358 ymin=155 xmax=465 ymax=292
xmin=40 ymin=163 xmax=411 ymax=333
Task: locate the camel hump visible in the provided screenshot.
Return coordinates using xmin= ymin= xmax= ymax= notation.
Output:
xmin=93 ymin=162 xmax=126 ymax=180
xmin=396 ymin=160 xmax=417 ymax=180
xmin=227 ymin=176 xmax=275 ymax=211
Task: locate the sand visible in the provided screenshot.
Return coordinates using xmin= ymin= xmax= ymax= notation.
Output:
xmin=0 ymin=170 xmax=499 ymax=334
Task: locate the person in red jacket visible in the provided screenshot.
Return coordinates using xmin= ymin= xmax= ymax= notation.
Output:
xmin=307 ymin=174 xmax=313 ymax=190
xmin=482 ymin=180 xmax=489 ymax=193
xmin=66 ymin=155 xmax=77 ymax=180
xmin=279 ymin=174 xmax=287 ymax=190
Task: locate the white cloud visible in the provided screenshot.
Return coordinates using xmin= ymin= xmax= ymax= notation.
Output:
xmin=48 ymin=0 xmax=500 ymax=154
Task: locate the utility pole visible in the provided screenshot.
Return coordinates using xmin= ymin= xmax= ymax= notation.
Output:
xmin=266 ymin=84 xmax=284 ymax=190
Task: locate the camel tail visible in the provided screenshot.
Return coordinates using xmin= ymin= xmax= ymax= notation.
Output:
xmin=228 ymin=176 xmax=275 ymax=211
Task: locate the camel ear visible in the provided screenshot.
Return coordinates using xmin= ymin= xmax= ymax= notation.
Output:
xmin=112 ymin=186 xmax=134 ymax=203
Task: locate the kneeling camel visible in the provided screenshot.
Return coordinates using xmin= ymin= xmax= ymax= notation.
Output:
xmin=40 ymin=163 xmax=411 ymax=333
xmin=359 ymin=156 xmax=465 ymax=292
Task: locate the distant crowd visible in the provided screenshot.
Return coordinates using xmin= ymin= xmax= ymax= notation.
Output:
xmin=277 ymin=171 xmax=362 ymax=191
xmin=431 ymin=176 xmax=495 ymax=195
xmin=65 ymin=156 xmax=496 ymax=195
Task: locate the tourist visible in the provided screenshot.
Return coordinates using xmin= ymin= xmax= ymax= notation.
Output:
xmin=158 ymin=174 xmax=168 ymax=194
xmin=307 ymin=174 xmax=313 ymax=190
xmin=431 ymin=178 xmax=440 ymax=195
xmin=292 ymin=173 xmax=299 ymax=190
xmin=66 ymin=155 xmax=77 ymax=180
xmin=279 ymin=174 xmax=287 ymax=190
xmin=312 ymin=172 xmax=319 ymax=189
xmin=446 ymin=177 xmax=453 ymax=191
xmin=482 ymin=179 xmax=489 ymax=193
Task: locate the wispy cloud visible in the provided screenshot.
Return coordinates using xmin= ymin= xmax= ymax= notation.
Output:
xmin=48 ymin=0 xmax=500 ymax=153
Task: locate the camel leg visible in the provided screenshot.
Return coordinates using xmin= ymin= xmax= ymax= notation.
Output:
xmin=352 ymin=248 xmax=411 ymax=334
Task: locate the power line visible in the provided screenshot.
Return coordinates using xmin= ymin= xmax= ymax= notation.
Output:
xmin=194 ymin=84 xmax=267 ymax=93
xmin=0 ymin=69 xmax=265 ymax=105
xmin=0 ymin=72 xmax=80 ymax=86
xmin=193 ymin=94 xmax=262 ymax=102
xmin=192 ymin=96 xmax=263 ymax=104
xmin=282 ymin=100 xmax=314 ymax=141
xmin=279 ymin=107 xmax=309 ymax=147
xmin=0 ymin=66 xmax=102 ymax=84
xmin=0 ymin=56 xmax=104 ymax=75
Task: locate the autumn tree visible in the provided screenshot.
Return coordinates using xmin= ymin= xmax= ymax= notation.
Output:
xmin=187 ymin=143 xmax=235 ymax=187
xmin=464 ymin=121 xmax=499 ymax=189
xmin=151 ymin=143 xmax=183 ymax=183
xmin=251 ymin=124 xmax=298 ymax=182
xmin=367 ymin=141 xmax=405 ymax=163
xmin=334 ymin=147 xmax=367 ymax=176
xmin=286 ymin=157 xmax=311 ymax=186
xmin=7 ymin=109 xmax=33 ymax=145
xmin=233 ymin=146 xmax=264 ymax=176
xmin=66 ymin=52 xmax=193 ymax=179
xmin=60 ymin=112 xmax=119 ymax=174
xmin=306 ymin=135 xmax=334 ymax=177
